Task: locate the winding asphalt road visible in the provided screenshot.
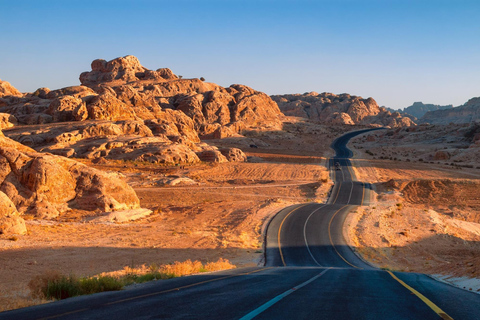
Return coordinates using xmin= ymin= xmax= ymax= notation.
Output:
xmin=2 ymin=129 xmax=479 ymax=319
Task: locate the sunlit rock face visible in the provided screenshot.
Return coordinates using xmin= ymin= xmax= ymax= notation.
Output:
xmin=0 ymin=55 xmax=282 ymax=165
xmin=272 ymin=92 xmax=415 ymax=127
xmin=0 ymin=131 xmax=140 ymax=221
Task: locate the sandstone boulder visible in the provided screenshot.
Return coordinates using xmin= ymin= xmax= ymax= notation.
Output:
xmin=196 ymin=148 xmax=228 ymax=163
xmin=0 ymin=79 xmax=22 ymax=98
xmin=47 ymin=96 xmax=88 ymax=122
xmin=0 ymin=134 xmax=140 ymax=217
xmin=219 ymin=148 xmax=247 ymax=162
xmin=0 ymin=113 xmax=17 ymax=129
xmin=86 ymin=92 xmax=136 ymax=121
xmin=0 ymin=191 xmax=26 ymax=235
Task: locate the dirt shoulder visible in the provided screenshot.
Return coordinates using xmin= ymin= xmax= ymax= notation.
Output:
xmin=346 ymin=131 xmax=480 ymax=293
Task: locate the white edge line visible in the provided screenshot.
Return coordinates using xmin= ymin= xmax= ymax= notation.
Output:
xmin=303 ymin=205 xmax=327 ymax=267
xmin=347 ymin=181 xmax=354 ymax=205
xmin=239 ymin=269 xmax=330 ymax=320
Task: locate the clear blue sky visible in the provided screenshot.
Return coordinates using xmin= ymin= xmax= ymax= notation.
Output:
xmin=1 ymin=0 xmax=479 ymax=109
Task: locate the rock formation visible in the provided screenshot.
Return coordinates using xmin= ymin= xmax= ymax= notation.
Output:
xmin=271 ymin=92 xmax=414 ymax=127
xmin=0 ymin=56 xmax=282 ymax=165
xmin=420 ymin=97 xmax=480 ymax=124
xmin=0 ymin=79 xmax=22 ymax=98
xmin=0 ymin=132 xmax=140 ymax=225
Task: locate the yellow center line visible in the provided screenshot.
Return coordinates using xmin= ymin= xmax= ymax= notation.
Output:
xmin=40 ymin=268 xmax=272 ymax=320
xmin=387 ymin=271 xmax=454 ymax=320
xmin=328 ymin=205 xmax=363 ymax=269
xmin=278 ymin=204 xmax=310 ymax=266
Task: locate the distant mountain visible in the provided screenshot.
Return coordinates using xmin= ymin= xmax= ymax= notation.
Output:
xmin=420 ymin=98 xmax=480 ymax=124
xmin=402 ymin=102 xmax=453 ymax=119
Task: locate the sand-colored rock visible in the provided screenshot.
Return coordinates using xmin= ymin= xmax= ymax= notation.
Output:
xmin=0 ymin=134 xmax=140 ymax=217
xmin=0 ymin=56 xmax=283 ymax=165
xmin=0 ymin=191 xmax=26 ymax=235
xmin=91 ymin=208 xmax=153 ymax=223
xmin=0 ymin=79 xmax=22 ymax=98
xmin=0 ymin=113 xmax=17 ymax=129
xmin=272 ymin=92 xmax=414 ymax=127
xmin=47 ymin=96 xmax=88 ymax=122
xmin=219 ymin=148 xmax=247 ymax=162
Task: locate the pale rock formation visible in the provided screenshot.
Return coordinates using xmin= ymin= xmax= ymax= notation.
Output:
xmin=0 ymin=191 xmax=26 ymax=235
xmin=219 ymin=148 xmax=247 ymax=162
xmin=0 ymin=56 xmax=281 ymax=165
xmin=47 ymin=96 xmax=88 ymax=122
xmin=0 ymin=113 xmax=17 ymax=129
xmin=0 ymin=79 xmax=22 ymax=98
xmin=272 ymin=92 xmax=415 ymax=127
xmin=0 ymin=133 xmax=140 ymax=218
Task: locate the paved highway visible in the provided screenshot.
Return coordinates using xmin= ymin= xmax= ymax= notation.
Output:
xmin=2 ymin=129 xmax=479 ymax=319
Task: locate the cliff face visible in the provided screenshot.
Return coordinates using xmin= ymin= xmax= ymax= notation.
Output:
xmin=272 ymin=92 xmax=415 ymax=127
xmin=420 ymin=98 xmax=480 ymax=124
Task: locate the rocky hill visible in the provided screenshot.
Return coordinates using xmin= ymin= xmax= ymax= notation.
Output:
xmin=0 ymin=55 xmax=284 ymax=234
xmin=402 ymin=102 xmax=453 ymax=119
xmin=420 ymin=97 xmax=480 ymax=124
xmin=271 ymin=92 xmax=414 ymax=127
xmin=0 ymin=56 xmax=282 ymax=165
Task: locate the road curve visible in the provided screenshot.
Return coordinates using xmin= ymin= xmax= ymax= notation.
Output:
xmin=1 ymin=129 xmax=479 ymax=320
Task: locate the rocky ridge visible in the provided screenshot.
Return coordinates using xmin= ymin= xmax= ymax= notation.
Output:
xmin=420 ymin=97 xmax=480 ymax=125
xmin=271 ymin=92 xmax=414 ymax=127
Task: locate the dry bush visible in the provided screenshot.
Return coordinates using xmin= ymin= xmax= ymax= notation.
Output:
xmin=204 ymin=258 xmax=236 ymax=272
xmin=28 ymin=270 xmax=63 ymax=299
xmin=159 ymin=259 xmax=204 ymax=276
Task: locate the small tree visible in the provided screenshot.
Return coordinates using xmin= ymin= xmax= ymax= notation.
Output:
xmin=200 ymin=77 xmax=205 ymax=81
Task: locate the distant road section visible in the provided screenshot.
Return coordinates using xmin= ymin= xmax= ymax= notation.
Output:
xmin=1 ymin=128 xmax=479 ymax=320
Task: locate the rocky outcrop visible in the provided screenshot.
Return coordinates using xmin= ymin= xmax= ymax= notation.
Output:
xmin=0 ymin=133 xmax=140 ymax=219
xmin=420 ymin=98 xmax=480 ymax=124
xmin=0 ymin=56 xmax=281 ymax=165
xmin=272 ymin=92 xmax=414 ymax=127
xmin=0 ymin=79 xmax=22 ymax=98
xmin=0 ymin=113 xmax=17 ymax=129
xmin=0 ymin=191 xmax=26 ymax=235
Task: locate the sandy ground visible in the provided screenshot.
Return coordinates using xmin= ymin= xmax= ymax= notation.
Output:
xmin=346 ymin=131 xmax=480 ymax=293
xmin=0 ymin=118 xmax=334 ymax=311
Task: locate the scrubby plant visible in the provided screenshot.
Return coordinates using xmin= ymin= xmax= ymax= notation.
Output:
xmin=28 ymin=258 xmax=236 ymax=301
